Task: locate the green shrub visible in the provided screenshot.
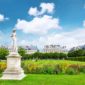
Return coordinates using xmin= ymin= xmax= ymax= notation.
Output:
xmin=54 ymin=64 xmax=62 ymax=74
xmin=18 ymin=47 xmax=26 ymax=58
xmin=65 ymin=64 xmax=79 ymax=75
xmin=25 ymin=63 xmax=38 ymax=73
xmin=0 ymin=47 xmax=9 ymax=60
xmin=22 ymin=52 xmax=67 ymax=60
xmin=21 ymin=61 xmax=85 ymax=74
xmin=41 ymin=64 xmax=54 ymax=74
xmin=79 ymin=65 xmax=85 ymax=73
xmin=0 ymin=63 xmax=6 ymax=73
xmin=59 ymin=53 xmax=67 ymax=59
xmin=68 ymin=49 xmax=85 ymax=57
xmin=67 ymin=57 xmax=85 ymax=62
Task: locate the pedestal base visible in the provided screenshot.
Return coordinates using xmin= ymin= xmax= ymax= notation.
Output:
xmin=0 ymin=53 xmax=26 ymax=80
xmin=1 ymin=68 xmax=26 ymax=80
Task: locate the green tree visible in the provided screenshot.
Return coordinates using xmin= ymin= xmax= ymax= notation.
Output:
xmin=18 ymin=47 xmax=26 ymax=57
xmin=68 ymin=49 xmax=85 ymax=57
xmin=0 ymin=47 xmax=9 ymax=60
xmin=59 ymin=53 xmax=67 ymax=59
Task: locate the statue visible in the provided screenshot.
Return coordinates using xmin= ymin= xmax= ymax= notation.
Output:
xmin=11 ymin=29 xmax=18 ymax=53
xmin=1 ymin=29 xmax=26 ymax=80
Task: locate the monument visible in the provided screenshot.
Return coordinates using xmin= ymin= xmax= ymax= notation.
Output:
xmin=1 ymin=29 xmax=26 ymax=80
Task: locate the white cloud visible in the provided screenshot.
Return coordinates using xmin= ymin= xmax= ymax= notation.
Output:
xmin=28 ymin=7 xmax=38 ymax=16
xmin=0 ymin=14 xmax=9 ymax=22
xmin=20 ymin=28 xmax=85 ymax=50
xmin=28 ymin=3 xmax=54 ymax=16
xmin=15 ymin=15 xmax=61 ymax=35
xmin=15 ymin=3 xmax=61 ymax=35
xmin=40 ymin=3 xmax=54 ymax=13
xmin=0 ymin=14 xmax=5 ymax=21
xmin=83 ymin=20 xmax=85 ymax=27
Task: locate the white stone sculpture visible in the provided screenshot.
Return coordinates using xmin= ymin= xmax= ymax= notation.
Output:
xmin=9 ymin=29 xmax=19 ymax=56
xmin=1 ymin=29 xmax=26 ymax=80
xmin=11 ymin=29 xmax=18 ymax=53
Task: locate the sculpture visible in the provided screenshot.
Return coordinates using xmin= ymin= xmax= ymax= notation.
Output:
xmin=1 ymin=29 xmax=25 ymax=80
xmin=11 ymin=29 xmax=18 ymax=53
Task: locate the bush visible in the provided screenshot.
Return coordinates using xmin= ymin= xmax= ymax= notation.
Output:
xmin=68 ymin=49 xmax=85 ymax=57
xmin=42 ymin=64 xmax=54 ymax=74
xmin=54 ymin=64 xmax=62 ymax=74
xmin=79 ymin=65 xmax=85 ymax=73
xmin=22 ymin=61 xmax=85 ymax=74
xmin=59 ymin=53 xmax=67 ymax=59
xmin=22 ymin=63 xmax=55 ymax=74
xmin=65 ymin=64 xmax=79 ymax=75
xmin=0 ymin=47 xmax=9 ymax=60
xmin=67 ymin=57 xmax=85 ymax=62
xmin=23 ymin=52 xmax=67 ymax=60
xmin=23 ymin=63 xmax=38 ymax=74
xmin=0 ymin=62 xmax=6 ymax=73
xmin=18 ymin=47 xmax=26 ymax=58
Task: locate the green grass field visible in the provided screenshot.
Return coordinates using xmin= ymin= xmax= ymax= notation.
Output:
xmin=22 ymin=60 xmax=85 ymax=66
xmin=1 ymin=60 xmax=85 ymax=65
xmin=0 ymin=74 xmax=85 ymax=85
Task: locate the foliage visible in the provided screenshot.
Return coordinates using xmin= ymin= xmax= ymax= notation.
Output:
xmin=1 ymin=60 xmax=85 ymax=74
xmin=21 ymin=60 xmax=85 ymax=74
xmin=23 ymin=52 xmax=67 ymax=60
xmin=0 ymin=47 xmax=9 ymax=60
xmin=18 ymin=47 xmax=26 ymax=58
xmin=65 ymin=64 xmax=79 ymax=75
xmin=0 ymin=62 xmax=6 ymax=73
xmin=27 ymin=63 xmax=38 ymax=73
xmin=54 ymin=64 xmax=62 ymax=74
xmin=0 ymin=46 xmax=67 ymax=60
xmin=68 ymin=49 xmax=85 ymax=57
xmin=79 ymin=65 xmax=85 ymax=73
xmin=67 ymin=56 xmax=85 ymax=61
xmin=42 ymin=64 xmax=54 ymax=74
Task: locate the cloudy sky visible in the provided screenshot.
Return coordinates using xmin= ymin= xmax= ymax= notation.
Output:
xmin=0 ymin=0 xmax=85 ymax=50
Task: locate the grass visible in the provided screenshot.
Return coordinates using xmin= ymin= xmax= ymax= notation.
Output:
xmin=0 ymin=60 xmax=85 ymax=85
xmin=0 ymin=74 xmax=85 ymax=85
xmin=22 ymin=60 xmax=85 ymax=66
xmin=1 ymin=60 xmax=85 ymax=65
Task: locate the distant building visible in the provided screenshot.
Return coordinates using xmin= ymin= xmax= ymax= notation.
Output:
xmin=24 ymin=45 xmax=39 ymax=54
xmin=43 ymin=45 xmax=67 ymax=53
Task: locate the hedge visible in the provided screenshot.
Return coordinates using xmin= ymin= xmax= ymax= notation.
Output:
xmin=67 ymin=56 xmax=85 ymax=62
xmin=22 ymin=52 xmax=67 ymax=60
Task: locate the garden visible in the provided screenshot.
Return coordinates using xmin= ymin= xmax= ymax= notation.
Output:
xmin=0 ymin=47 xmax=85 ymax=85
xmin=0 ymin=60 xmax=85 ymax=85
xmin=1 ymin=60 xmax=85 ymax=75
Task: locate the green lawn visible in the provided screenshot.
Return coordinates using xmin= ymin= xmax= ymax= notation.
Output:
xmin=23 ymin=60 xmax=85 ymax=66
xmin=0 ymin=74 xmax=85 ymax=85
xmin=1 ymin=60 xmax=85 ymax=66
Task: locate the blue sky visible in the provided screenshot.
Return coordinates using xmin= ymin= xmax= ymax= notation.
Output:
xmin=0 ymin=0 xmax=85 ymax=49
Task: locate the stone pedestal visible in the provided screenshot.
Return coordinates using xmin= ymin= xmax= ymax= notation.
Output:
xmin=1 ymin=52 xmax=26 ymax=80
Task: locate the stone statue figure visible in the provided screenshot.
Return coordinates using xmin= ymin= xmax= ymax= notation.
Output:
xmin=11 ymin=29 xmax=18 ymax=53
xmin=1 ymin=29 xmax=25 ymax=80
